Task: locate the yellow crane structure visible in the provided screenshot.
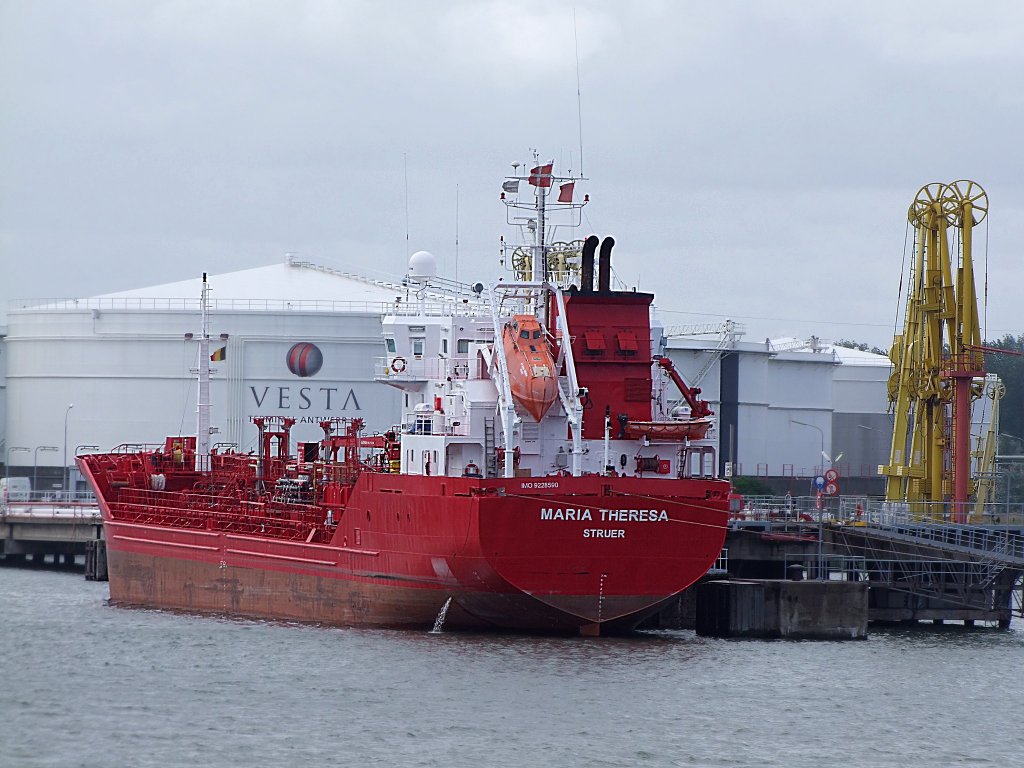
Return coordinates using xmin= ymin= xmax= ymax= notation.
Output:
xmin=880 ymin=180 xmax=988 ymax=521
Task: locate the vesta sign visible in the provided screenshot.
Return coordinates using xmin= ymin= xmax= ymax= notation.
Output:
xmin=244 ymin=342 xmax=370 ymax=422
xmin=249 ymin=384 xmax=362 ymax=412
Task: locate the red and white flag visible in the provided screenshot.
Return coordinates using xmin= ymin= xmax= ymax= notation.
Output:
xmin=528 ymin=162 xmax=554 ymax=187
xmin=557 ymin=182 xmax=575 ymax=203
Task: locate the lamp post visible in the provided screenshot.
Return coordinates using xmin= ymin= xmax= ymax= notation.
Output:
xmin=73 ymin=444 xmax=100 ymax=498
xmin=5 ymin=446 xmax=30 ymax=482
xmin=63 ymin=403 xmax=74 ymax=494
xmin=34 ymin=446 xmax=59 ymax=496
xmin=791 ymin=419 xmax=825 ymax=474
xmin=792 ymin=418 xmax=826 ymax=580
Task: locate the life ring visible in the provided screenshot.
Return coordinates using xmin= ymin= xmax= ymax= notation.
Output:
xmin=391 ymin=356 xmax=407 ymax=373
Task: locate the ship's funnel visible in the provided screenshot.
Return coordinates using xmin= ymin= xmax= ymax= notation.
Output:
xmin=598 ymin=236 xmax=614 ymax=292
xmin=580 ymin=235 xmax=599 ymax=292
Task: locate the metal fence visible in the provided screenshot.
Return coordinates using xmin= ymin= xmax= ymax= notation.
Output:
xmin=1 ymin=490 xmax=96 ymax=507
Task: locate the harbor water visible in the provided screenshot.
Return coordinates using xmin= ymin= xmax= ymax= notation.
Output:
xmin=2 ymin=565 xmax=1023 ymax=767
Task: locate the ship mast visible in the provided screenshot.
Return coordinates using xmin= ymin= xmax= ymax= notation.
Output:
xmin=532 ymin=152 xmax=549 ymax=323
xmin=195 ymin=273 xmax=212 ymax=472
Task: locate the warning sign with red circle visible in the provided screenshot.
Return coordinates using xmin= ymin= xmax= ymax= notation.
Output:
xmin=825 ymin=468 xmax=840 ymax=483
xmin=824 ymin=481 xmax=840 ymax=496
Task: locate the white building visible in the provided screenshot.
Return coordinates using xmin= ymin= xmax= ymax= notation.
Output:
xmin=665 ymin=333 xmax=892 ymax=489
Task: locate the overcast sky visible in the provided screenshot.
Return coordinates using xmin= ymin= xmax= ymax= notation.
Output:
xmin=3 ymin=0 xmax=1023 ymax=348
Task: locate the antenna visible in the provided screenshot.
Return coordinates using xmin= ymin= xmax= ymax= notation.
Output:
xmin=404 ymin=153 xmax=410 ymax=259
xmin=573 ymin=8 xmax=584 ymax=177
xmin=455 ymin=184 xmax=460 ymax=285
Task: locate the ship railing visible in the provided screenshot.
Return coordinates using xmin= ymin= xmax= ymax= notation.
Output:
xmin=110 ymin=442 xmax=165 ymax=454
xmin=400 ymin=416 xmax=472 ymax=438
xmin=386 ymin=297 xmax=491 ymax=318
xmin=111 ymin=487 xmax=333 ymax=542
xmin=374 ymin=356 xmax=477 ymax=382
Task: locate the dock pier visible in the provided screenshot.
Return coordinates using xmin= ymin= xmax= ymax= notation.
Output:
xmin=0 ymin=501 xmax=103 ymax=575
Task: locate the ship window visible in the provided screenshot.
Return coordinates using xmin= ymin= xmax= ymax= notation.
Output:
xmin=520 ymin=330 xmax=530 ymax=340
xmin=412 ymin=339 xmax=424 ymax=358
xmin=583 ymin=331 xmax=606 ymax=354
xmin=442 ymin=339 xmax=448 ymax=354
xmin=386 ymin=338 xmax=397 ymax=353
xmin=532 ymin=330 xmax=542 ymax=339
xmin=616 ymin=331 xmax=639 ymax=354
xmin=457 ymin=339 xmax=471 ymax=354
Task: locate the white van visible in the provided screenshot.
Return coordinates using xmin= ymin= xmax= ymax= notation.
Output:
xmin=1 ymin=477 xmax=31 ymax=503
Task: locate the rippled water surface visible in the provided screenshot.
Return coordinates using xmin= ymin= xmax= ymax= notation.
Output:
xmin=2 ymin=565 xmax=1023 ymax=767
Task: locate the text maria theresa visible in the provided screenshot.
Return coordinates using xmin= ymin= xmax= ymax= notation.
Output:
xmin=539 ymin=508 xmax=669 ymax=522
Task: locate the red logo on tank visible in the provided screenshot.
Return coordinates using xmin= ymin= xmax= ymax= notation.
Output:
xmin=286 ymin=342 xmax=323 ymax=377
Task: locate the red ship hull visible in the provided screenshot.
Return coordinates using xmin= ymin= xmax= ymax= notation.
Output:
xmin=82 ymin=459 xmax=728 ymax=634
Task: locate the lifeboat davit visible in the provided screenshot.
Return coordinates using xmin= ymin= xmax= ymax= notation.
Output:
xmin=502 ymin=314 xmax=559 ymax=422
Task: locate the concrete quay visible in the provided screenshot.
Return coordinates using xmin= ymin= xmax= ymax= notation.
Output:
xmin=695 ymin=579 xmax=868 ymax=639
xmin=0 ymin=502 xmax=103 ymax=563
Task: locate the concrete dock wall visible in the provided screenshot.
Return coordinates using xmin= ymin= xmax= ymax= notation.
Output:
xmin=696 ymin=579 xmax=868 ymax=639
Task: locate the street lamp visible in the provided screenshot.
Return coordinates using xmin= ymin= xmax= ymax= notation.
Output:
xmin=63 ymin=403 xmax=74 ymax=494
xmin=34 ymin=446 xmax=59 ymax=495
xmin=73 ymin=444 xmax=100 ymax=497
xmin=5 ymin=446 xmax=30 ymax=482
xmin=791 ymin=419 xmax=825 ymax=473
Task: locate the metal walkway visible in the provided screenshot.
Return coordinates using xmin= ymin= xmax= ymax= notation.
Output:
xmin=735 ymin=495 xmax=1024 ymax=623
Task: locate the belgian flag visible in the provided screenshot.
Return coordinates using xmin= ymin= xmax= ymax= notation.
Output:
xmin=210 ymin=346 xmax=227 ymax=362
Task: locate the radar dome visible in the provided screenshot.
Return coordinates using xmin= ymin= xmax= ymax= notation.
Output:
xmin=408 ymin=250 xmax=437 ymax=280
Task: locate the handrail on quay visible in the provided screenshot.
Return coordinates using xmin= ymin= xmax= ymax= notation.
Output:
xmin=732 ymin=494 xmax=1024 ymax=568
xmin=1 ymin=490 xmax=97 ymax=508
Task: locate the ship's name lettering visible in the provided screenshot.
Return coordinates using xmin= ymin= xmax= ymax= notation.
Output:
xmin=539 ymin=508 xmax=669 ymax=522
xmin=602 ymin=509 xmax=669 ymax=522
xmin=540 ymin=508 xmax=592 ymax=521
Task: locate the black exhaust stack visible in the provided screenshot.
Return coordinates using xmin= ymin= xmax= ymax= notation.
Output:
xmin=580 ymin=235 xmax=599 ymax=292
xmin=598 ymin=236 xmax=614 ymax=292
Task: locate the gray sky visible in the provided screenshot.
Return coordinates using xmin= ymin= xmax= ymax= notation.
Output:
xmin=3 ymin=0 xmax=1023 ymax=348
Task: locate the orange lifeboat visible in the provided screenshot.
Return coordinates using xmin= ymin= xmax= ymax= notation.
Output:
xmin=623 ymin=418 xmax=714 ymax=441
xmin=502 ymin=315 xmax=559 ymax=422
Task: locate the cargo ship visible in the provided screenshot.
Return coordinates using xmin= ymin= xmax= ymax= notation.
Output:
xmin=79 ymin=156 xmax=731 ymax=635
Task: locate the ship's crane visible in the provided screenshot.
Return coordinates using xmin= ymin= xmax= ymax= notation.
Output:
xmin=880 ymin=180 xmax=988 ymax=520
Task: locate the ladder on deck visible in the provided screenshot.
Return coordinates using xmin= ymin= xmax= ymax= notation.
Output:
xmin=484 ymin=417 xmax=497 ymax=479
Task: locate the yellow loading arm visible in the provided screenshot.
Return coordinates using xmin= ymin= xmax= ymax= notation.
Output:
xmin=880 ymin=181 xmax=988 ymax=514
